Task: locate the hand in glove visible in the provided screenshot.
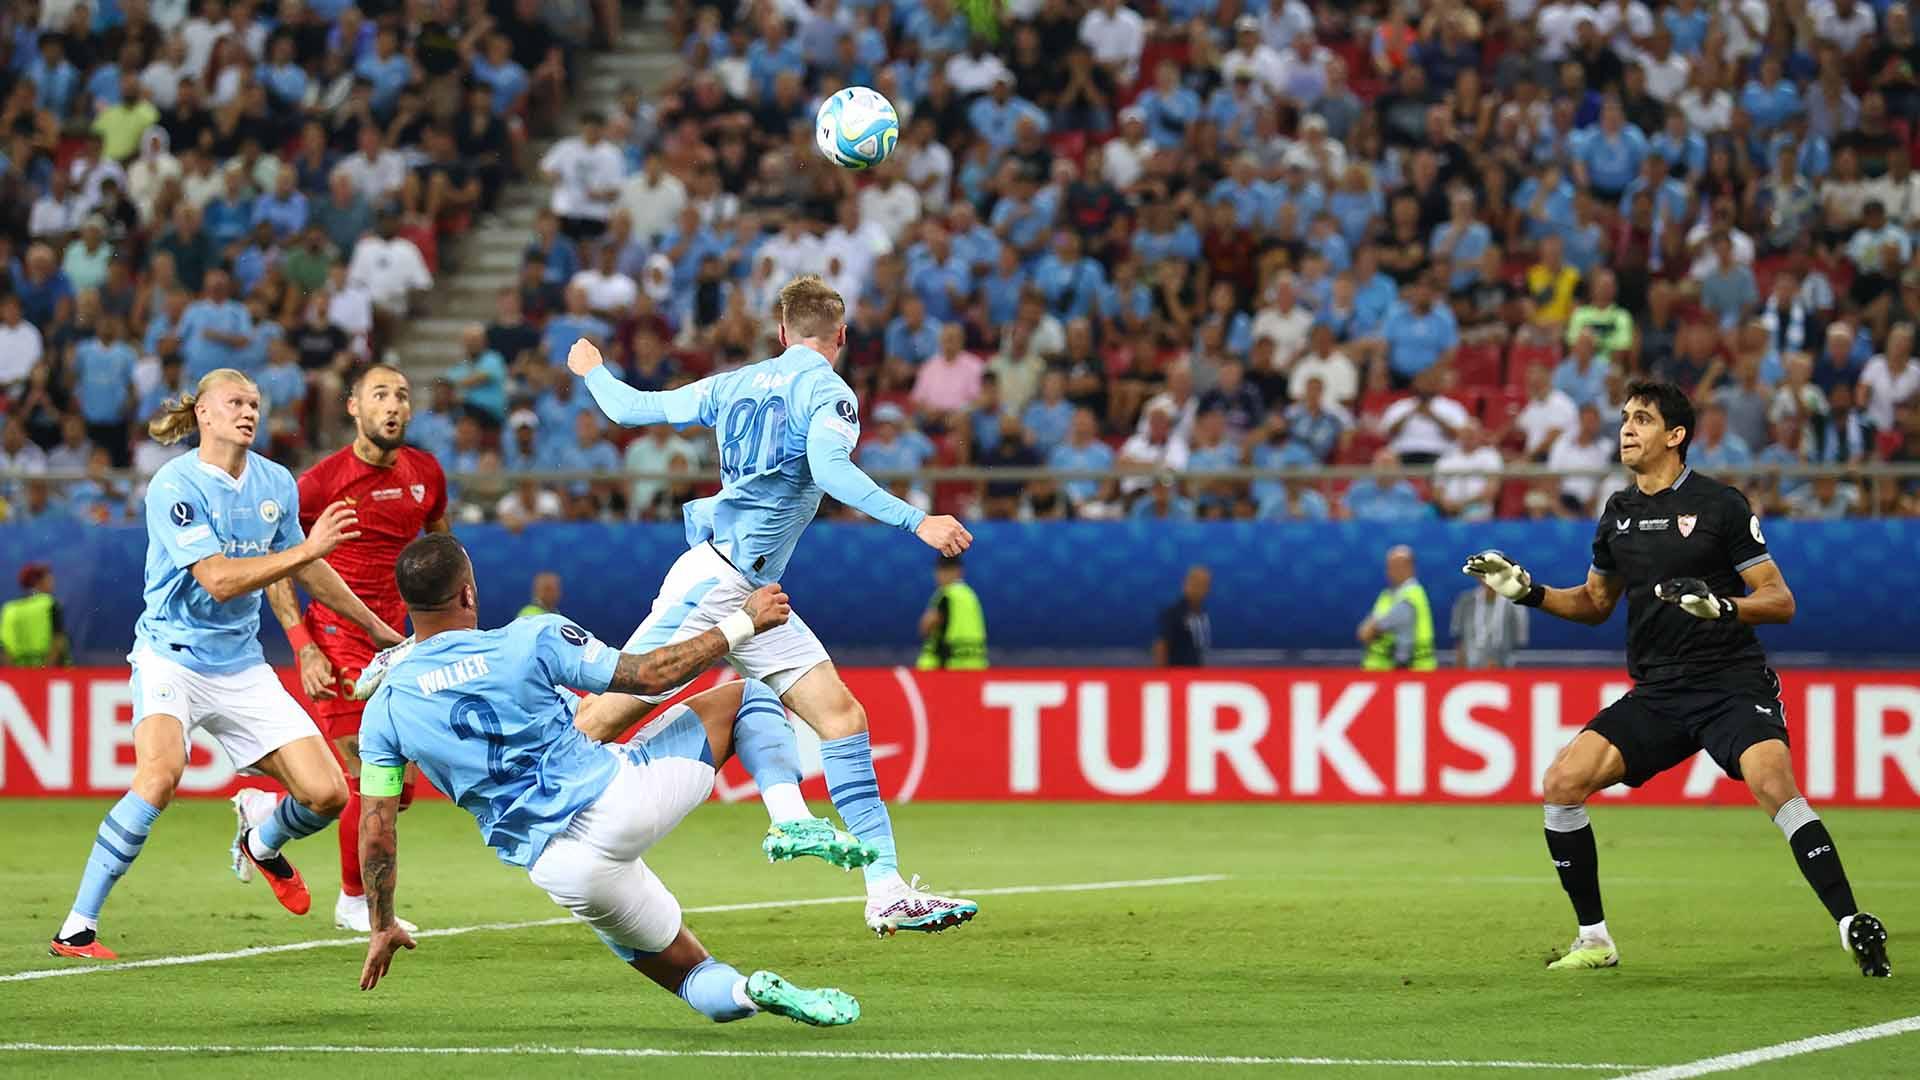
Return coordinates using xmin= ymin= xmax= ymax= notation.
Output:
xmin=1654 ymin=577 xmax=1738 ymax=622
xmin=1462 ymin=550 xmax=1539 ymax=605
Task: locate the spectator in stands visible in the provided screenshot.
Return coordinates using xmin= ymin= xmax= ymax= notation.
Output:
xmin=1511 ymin=361 xmax=1581 ymax=463
xmin=1814 ymin=321 xmax=1864 ymax=394
xmin=1860 ymin=323 xmax=1919 ymax=435
xmin=1690 ymin=401 xmax=1755 ymax=472
xmin=541 ymin=284 xmax=613 ymax=368
xmin=540 ymin=110 xmax=625 ymax=241
xmin=624 ymin=423 xmax=698 ymax=521
xmin=1380 ymin=275 xmax=1459 ymax=386
xmin=1548 ymin=403 xmax=1617 ymax=516
xmin=1716 ymin=354 xmax=1775 ymax=453
xmin=449 ymin=324 xmax=509 ymax=430
xmin=0 ymin=295 xmax=44 ymax=400
xmin=979 ymin=412 xmax=1042 ymax=520
xmin=1281 ymin=375 xmax=1351 ymax=463
xmin=486 ymin=288 xmax=542 ymax=370
xmin=1790 ymin=473 xmax=1862 ymax=519
xmin=1119 ymin=403 xmax=1191 ymax=498
xmin=1523 ymin=233 xmax=1581 ymax=339
xmin=1432 ymin=420 xmax=1502 ymax=521
xmin=1132 ymin=474 xmax=1197 ymax=521
xmin=1380 ymin=370 xmax=1468 ymax=466
xmin=1022 ymin=371 xmax=1075 ymax=455
xmin=13 ymin=244 xmax=75 ymax=329
xmin=72 ymin=312 xmax=138 ymax=466
xmin=1344 ymin=448 xmax=1431 ymax=522
xmin=501 ymin=411 xmax=543 ymax=473
xmin=1049 ymin=407 xmax=1116 ymax=514
xmin=345 ymin=214 xmax=432 ymax=332
xmin=1553 ymin=329 xmax=1611 ymax=410
xmin=334 ymin=126 xmax=408 ymax=209
xmin=1757 ymin=415 xmax=1814 ymax=504
xmin=572 ymin=241 xmax=639 ymax=318
xmin=858 ymin=402 xmax=935 ymax=501
xmin=912 ymin=323 xmax=986 ymax=428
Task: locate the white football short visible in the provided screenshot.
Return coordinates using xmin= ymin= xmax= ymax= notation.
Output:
xmin=619 ymin=541 xmax=830 ymax=704
xmin=527 ymin=705 xmax=717 ymax=959
xmin=128 ymin=647 xmax=322 ymax=773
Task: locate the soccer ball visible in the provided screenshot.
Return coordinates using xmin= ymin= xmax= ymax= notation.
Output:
xmin=815 ymin=87 xmax=899 ymax=170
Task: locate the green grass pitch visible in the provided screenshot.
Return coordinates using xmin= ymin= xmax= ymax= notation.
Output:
xmin=2 ymin=800 xmax=1916 ymax=1078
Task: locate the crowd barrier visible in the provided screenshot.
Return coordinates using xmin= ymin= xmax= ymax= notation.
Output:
xmin=4 ymin=667 xmax=1915 ymax=806
xmin=4 ymin=519 xmax=1920 ymax=660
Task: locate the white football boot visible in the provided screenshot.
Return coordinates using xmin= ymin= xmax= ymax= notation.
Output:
xmin=351 ymin=636 xmax=417 ymax=700
xmin=334 ymin=891 xmax=418 ymax=934
xmin=863 ymin=875 xmax=979 ymax=937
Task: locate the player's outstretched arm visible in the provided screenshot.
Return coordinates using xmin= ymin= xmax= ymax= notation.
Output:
xmin=293 ymin=559 xmax=405 ymax=648
xmin=190 ymin=501 xmax=362 ymax=603
xmin=805 ymin=413 xmax=938 ymax=533
xmin=267 ymin=579 xmax=336 ymax=700
xmin=358 ymin=777 xmax=414 ymax=990
xmin=607 ymin=584 xmax=793 ymax=696
xmin=1463 ymin=550 xmax=1621 ymax=626
xmin=568 ymin=338 xmax=709 ymax=428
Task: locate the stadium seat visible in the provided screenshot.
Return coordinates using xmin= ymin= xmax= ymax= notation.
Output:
xmin=1453 ymin=343 xmax=1505 ymax=390
xmin=1506 ymin=344 xmax=1561 ymax=390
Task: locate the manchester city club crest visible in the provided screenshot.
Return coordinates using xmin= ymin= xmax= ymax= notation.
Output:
xmin=259 ymin=500 xmax=281 ymax=523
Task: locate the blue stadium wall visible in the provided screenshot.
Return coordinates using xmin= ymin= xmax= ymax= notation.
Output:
xmin=7 ymin=520 xmax=1915 ymax=661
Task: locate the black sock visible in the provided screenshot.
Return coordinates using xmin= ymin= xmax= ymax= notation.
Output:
xmin=1788 ymin=820 xmax=1858 ymax=922
xmin=1544 ymin=810 xmax=1605 ymax=926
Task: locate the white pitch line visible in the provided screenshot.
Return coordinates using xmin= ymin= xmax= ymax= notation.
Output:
xmin=0 ymin=874 xmax=1227 ymax=984
xmin=1610 ymin=1015 xmax=1920 ymax=1079
xmin=0 ymin=1043 xmax=1651 ymax=1070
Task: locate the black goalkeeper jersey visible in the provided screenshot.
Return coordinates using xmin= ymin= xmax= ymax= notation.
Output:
xmin=1590 ymin=467 xmax=1773 ymax=687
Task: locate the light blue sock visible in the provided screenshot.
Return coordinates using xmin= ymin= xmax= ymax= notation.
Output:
xmin=820 ymin=731 xmax=899 ymax=886
xmin=254 ymin=794 xmax=336 ymax=856
xmin=70 ymin=792 xmax=163 ymax=924
xmin=677 ymin=956 xmax=755 ymax=1023
xmin=733 ymin=681 xmax=801 ymax=790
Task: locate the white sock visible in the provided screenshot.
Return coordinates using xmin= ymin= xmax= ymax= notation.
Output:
xmin=339 ymin=890 xmax=366 ymax=908
xmin=247 ymin=830 xmax=280 ymax=862
xmin=59 ymin=911 xmax=97 ymax=939
xmin=1579 ymin=920 xmax=1612 ymax=943
xmin=759 ymin=782 xmax=812 ymax=824
xmin=867 ymin=870 xmax=907 ymax=898
xmin=730 ymin=976 xmax=759 ymax=1014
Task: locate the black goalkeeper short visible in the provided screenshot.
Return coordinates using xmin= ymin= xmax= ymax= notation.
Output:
xmin=1585 ymin=668 xmax=1790 ymax=788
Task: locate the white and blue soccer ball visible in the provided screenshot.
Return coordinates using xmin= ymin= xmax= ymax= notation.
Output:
xmin=815 ymin=86 xmax=900 ymax=170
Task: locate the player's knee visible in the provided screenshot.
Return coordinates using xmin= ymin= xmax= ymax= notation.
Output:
xmin=1541 ymin=761 xmax=1597 ymax=806
xmin=303 ymin=775 xmax=350 ymax=818
xmin=130 ymin=760 xmax=184 ymax=808
xmin=812 ymin=696 xmax=867 ymax=741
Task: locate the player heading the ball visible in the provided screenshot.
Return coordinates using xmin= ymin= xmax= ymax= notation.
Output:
xmin=565 ymin=274 xmax=977 ymax=936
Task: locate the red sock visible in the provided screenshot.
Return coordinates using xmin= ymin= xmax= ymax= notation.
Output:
xmin=339 ymin=775 xmax=363 ymax=898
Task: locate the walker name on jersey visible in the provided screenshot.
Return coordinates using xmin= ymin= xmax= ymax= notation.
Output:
xmin=415 ymin=655 xmax=493 ymax=695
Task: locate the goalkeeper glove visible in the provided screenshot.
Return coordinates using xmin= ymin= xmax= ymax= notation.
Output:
xmin=1462 ymin=549 xmax=1543 ymax=606
xmin=1654 ymin=577 xmax=1738 ymax=622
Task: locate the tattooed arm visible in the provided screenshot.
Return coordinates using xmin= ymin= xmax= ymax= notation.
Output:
xmin=603 ymin=584 xmax=792 ymax=697
xmin=358 ymin=790 xmax=415 ymax=989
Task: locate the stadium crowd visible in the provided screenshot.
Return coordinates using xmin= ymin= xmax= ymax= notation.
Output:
xmin=4 ymin=0 xmax=1920 ymax=528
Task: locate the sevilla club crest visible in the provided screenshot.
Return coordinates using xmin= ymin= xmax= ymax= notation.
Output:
xmin=1677 ymin=514 xmax=1697 ymax=538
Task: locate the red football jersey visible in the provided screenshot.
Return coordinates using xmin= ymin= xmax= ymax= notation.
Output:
xmin=297 ymin=446 xmax=448 ymax=664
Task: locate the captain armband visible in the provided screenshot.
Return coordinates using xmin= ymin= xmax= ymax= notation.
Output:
xmin=362 ymin=764 xmax=407 ymax=798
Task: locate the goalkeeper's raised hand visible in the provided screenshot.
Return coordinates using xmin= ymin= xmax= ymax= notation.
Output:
xmin=1462 ymin=550 xmax=1538 ymax=604
xmin=1654 ymin=577 xmax=1738 ymax=622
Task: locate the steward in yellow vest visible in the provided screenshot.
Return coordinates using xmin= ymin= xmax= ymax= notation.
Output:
xmin=1357 ymin=545 xmax=1436 ymax=671
xmin=917 ymin=556 xmax=988 ymax=670
xmin=2 ymin=563 xmax=67 ymax=667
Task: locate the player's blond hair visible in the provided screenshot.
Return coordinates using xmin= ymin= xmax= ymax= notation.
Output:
xmin=778 ymin=275 xmax=846 ymax=341
xmin=148 ymin=368 xmax=257 ymax=446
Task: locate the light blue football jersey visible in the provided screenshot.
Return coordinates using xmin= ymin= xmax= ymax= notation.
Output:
xmin=358 ymin=615 xmax=622 ymax=868
xmin=134 ymin=452 xmax=304 ymax=675
xmin=582 ymin=345 xmax=925 ymax=586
